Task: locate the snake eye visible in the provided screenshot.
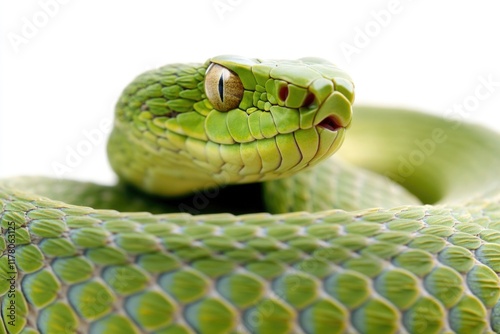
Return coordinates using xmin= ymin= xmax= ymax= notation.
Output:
xmin=205 ymin=63 xmax=244 ymax=112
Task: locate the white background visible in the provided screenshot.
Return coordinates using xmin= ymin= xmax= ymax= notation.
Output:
xmin=1 ymin=0 xmax=500 ymax=184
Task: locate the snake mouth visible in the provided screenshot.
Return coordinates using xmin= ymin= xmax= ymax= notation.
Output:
xmin=313 ymin=91 xmax=352 ymax=132
xmin=317 ymin=115 xmax=344 ymax=132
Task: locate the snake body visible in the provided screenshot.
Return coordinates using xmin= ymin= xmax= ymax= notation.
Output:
xmin=2 ymin=56 xmax=500 ymax=334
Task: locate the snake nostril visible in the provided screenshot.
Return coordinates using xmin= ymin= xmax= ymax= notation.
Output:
xmin=279 ymin=86 xmax=289 ymax=102
xmin=302 ymin=93 xmax=315 ymax=108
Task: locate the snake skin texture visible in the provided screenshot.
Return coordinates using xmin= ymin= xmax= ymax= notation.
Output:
xmin=2 ymin=188 xmax=500 ymax=333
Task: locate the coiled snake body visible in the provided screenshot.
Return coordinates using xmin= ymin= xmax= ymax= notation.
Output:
xmin=2 ymin=55 xmax=500 ymax=333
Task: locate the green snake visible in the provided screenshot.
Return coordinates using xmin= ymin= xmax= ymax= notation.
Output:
xmin=2 ymin=55 xmax=500 ymax=334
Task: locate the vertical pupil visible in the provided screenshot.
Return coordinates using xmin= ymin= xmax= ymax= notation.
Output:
xmin=218 ymin=72 xmax=224 ymax=102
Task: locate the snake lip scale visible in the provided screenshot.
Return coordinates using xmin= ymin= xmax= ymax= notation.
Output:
xmin=2 ymin=55 xmax=500 ymax=334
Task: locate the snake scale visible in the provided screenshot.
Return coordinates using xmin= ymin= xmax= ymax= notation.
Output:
xmin=2 ymin=55 xmax=500 ymax=334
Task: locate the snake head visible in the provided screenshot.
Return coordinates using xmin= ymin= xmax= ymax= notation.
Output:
xmin=202 ymin=55 xmax=354 ymax=178
xmin=108 ymin=55 xmax=354 ymax=196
